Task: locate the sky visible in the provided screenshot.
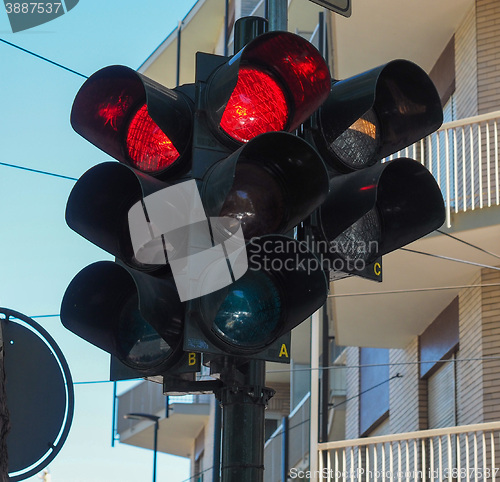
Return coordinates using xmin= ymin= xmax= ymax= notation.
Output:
xmin=0 ymin=1 xmax=200 ymax=480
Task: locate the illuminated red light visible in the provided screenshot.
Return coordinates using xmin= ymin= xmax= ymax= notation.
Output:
xmin=220 ymin=67 xmax=289 ymax=143
xmin=126 ymin=104 xmax=180 ymax=172
xmin=97 ymin=93 xmax=133 ymax=131
xmin=359 ymin=184 xmax=377 ymax=191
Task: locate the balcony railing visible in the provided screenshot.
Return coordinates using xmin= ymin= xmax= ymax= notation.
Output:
xmin=387 ymin=110 xmax=500 ymax=228
xmin=317 ymin=421 xmax=500 ymax=482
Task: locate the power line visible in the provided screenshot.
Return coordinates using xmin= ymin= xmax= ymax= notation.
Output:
xmin=267 ymin=374 xmax=403 ymax=442
xmin=266 ymin=355 xmax=500 ymax=374
xmin=328 ymin=282 xmax=500 ymax=298
xmin=29 ymin=314 xmax=61 ymax=319
xmin=181 ymin=465 xmax=214 ymax=482
xmin=436 ymin=229 xmax=500 ymax=260
xmin=0 ymin=37 xmax=88 ymax=79
xmin=401 ymin=247 xmax=500 ymax=271
xmin=0 ymin=161 xmax=78 ymax=181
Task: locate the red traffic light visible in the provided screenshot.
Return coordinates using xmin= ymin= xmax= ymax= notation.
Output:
xmin=71 ymin=65 xmax=193 ymax=178
xmin=204 ymin=31 xmax=331 ymax=145
xmin=219 ymin=66 xmax=289 ymax=143
xmin=125 ymin=104 xmax=180 ymax=172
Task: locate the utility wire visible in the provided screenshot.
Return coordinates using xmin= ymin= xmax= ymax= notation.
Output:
xmin=181 ymin=466 xmax=214 ymax=482
xmin=436 ymin=229 xmax=500 ymax=260
xmin=401 ymin=247 xmax=500 ymax=271
xmin=0 ymin=161 xmax=78 ymax=181
xmin=29 ymin=314 xmax=61 ymax=319
xmin=266 ymin=355 xmax=500 ymax=374
xmin=267 ymin=374 xmax=403 ymax=442
xmin=0 ymin=38 xmax=88 ymax=79
xmin=328 ymin=282 xmax=500 ymax=298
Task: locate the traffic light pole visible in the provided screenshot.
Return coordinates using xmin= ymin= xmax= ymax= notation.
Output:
xmin=267 ymin=0 xmax=287 ymax=31
xmin=216 ymin=359 xmax=275 ymax=482
xmin=214 ymin=13 xmax=285 ymax=481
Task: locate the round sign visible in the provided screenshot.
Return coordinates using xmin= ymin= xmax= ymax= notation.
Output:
xmin=1 ymin=308 xmax=74 ymax=481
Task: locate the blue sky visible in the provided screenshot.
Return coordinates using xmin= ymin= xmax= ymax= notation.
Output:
xmin=0 ymin=1 xmax=199 ymax=480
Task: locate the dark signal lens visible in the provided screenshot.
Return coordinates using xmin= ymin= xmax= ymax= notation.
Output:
xmin=333 ymin=208 xmax=381 ymax=263
xmin=212 ymin=271 xmax=282 ymax=348
xmin=116 ymin=294 xmax=172 ymax=370
xmin=218 ymin=163 xmax=287 ymax=239
xmin=220 ymin=67 xmax=289 ymax=143
xmin=126 ymin=104 xmax=180 ymax=172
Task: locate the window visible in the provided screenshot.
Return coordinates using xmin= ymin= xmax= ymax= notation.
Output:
xmin=359 ymin=348 xmax=390 ymax=435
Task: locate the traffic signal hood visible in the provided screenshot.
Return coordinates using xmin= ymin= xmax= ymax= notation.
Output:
xmin=70 ymin=65 xmax=194 ymax=179
xmin=304 ymin=59 xmax=445 ymax=277
xmin=200 ymin=31 xmax=331 ymax=147
xmin=309 ymin=60 xmax=443 ymax=173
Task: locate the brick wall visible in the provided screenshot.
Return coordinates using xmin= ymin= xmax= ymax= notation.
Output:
xmin=481 ymin=268 xmax=500 ymax=422
xmin=388 ymin=340 xmax=421 ymax=434
xmin=267 ymin=382 xmax=291 ymax=415
xmin=455 ymin=4 xmax=478 ymax=119
xmin=457 ymin=271 xmax=484 ymax=425
xmin=477 ymin=0 xmax=500 ymax=114
xmin=342 ymin=270 xmax=491 ymax=439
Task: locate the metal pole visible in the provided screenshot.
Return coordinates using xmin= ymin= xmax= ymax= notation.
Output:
xmin=321 ymin=303 xmax=329 ymax=444
xmin=176 ymin=20 xmax=182 ymax=87
xmin=218 ymin=359 xmax=274 ymax=482
xmin=213 ymin=399 xmax=222 ymax=482
xmin=153 ymin=419 xmax=158 ymax=482
xmin=267 ymin=0 xmax=287 ymax=31
xmin=224 ymin=0 xmax=229 ymax=56
xmin=111 ymin=381 xmax=117 ymax=447
xmin=310 ymin=310 xmax=321 ymax=482
xmin=281 ymin=415 xmax=289 ymax=482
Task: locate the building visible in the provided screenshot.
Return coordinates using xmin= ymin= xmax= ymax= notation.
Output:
xmin=116 ymin=0 xmax=500 ymax=480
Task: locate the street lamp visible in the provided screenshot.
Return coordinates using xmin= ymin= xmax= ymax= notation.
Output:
xmin=124 ymin=412 xmax=160 ymax=482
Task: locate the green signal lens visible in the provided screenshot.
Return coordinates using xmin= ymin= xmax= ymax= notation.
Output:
xmin=116 ymin=294 xmax=172 ymax=370
xmin=212 ymin=271 xmax=282 ymax=348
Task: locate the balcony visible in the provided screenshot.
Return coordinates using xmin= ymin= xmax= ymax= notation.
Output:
xmin=117 ymin=381 xmax=211 ymax=458
xmin=387 ymin=109 xmax=500 ymax=229
xmin=317 ymin=421 xmax=500 ymax=482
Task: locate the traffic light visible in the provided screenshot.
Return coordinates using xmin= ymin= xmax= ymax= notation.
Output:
xmin=61 ymin=26 xmax=446 ymax=378
xmin=70 ymin=64 xmax=194 ymax=180
xmin=60 ymin=29 xmax=332 ymax=378
xmin=304 ymin=60 xmax=445 ymax=280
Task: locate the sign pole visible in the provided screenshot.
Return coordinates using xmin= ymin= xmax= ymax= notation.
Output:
xmin=0 ymin=321 xmax=9 ymax=482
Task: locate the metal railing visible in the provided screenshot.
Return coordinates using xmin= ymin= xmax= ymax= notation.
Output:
xmin=317 ymin=421 xmax=500 ymax=482
xmin=387 ymin=110 xmax=500 ymax=228
xmin=117 ymin=381 xmax=211 ymax=434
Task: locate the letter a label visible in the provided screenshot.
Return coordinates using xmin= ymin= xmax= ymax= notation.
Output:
xmin=279 ymin=344 xmax=289 ymax=358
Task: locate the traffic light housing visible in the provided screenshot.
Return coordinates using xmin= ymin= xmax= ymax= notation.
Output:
xmin=61 ymin=29 xmax=332 ymax=380
xmin=308 ymin=60 xmax=443 ymax=173
xmin=70 ymin=65 xmax=194 ymax=179
xmin=61 ymin=26 xmax=446 ymax=382
xmin=304 ymin=59 xmax=445 ymax=280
